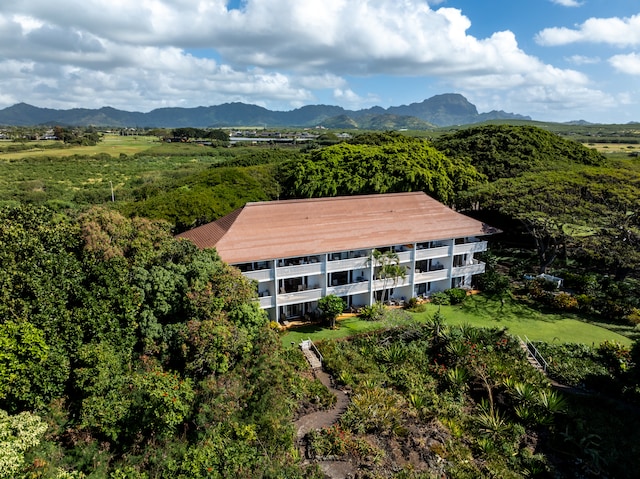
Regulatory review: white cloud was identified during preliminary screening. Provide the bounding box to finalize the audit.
[609,53,640,75]
[566,55,600,65]
[536,14,640,47]
[0,0,631,120]
[550,0,582,7]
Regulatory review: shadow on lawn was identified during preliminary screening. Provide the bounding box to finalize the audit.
[459,294,562,324]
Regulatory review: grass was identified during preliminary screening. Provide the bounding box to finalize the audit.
[0,141,225,207]
[0,134,160,160]
[281,295,635,348]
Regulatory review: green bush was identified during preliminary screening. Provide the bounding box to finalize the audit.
[359,302,385,321]
[445,288,468,305]
[551,292,578,310]
[430,291,450,306]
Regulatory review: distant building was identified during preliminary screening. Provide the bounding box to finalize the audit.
[177,192,498,322]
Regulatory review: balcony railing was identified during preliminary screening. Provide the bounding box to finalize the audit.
[277,288,323,305]
[259,296,275,308]
[277,262,323,278]
[327,281,370,297]
[326,256,369,273]
[243,269,274,282]
[371,276,409,292]
[415,246,450,260]
[453,240,488,255]
[452,260,485,276]
[414,269,450,283]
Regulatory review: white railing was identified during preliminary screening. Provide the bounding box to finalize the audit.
[371,276,409,292]
[395,251,413,263]
[327,281,370,296]
[259,296,275,308]
[414,269,449,283]
[521,336,548,372]
[326,256,369,272]
[277,289,323,305]
[453,240,488,255]
[243,269,274,282]
[277,262,323,278]
[415,246,450,260]
[452,261,485,276]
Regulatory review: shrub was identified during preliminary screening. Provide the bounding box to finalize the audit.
[359,302,385,321]
[476,270,510,295]
[445,288,468,305]
[551,292,578,310]
[404,297,427,312]
[430,292,450,306]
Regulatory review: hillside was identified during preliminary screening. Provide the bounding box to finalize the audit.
[432,124,605,180]
[0,94,529,128]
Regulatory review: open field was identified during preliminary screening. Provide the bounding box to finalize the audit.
[0,134,160,159]
[281,295,635,348]
[583,142,640,154]
[0,144,224,206]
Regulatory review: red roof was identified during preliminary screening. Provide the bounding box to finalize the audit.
[176,192,497,264]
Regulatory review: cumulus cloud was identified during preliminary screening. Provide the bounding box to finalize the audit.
[550,0,582,7]
[536,13,640,47]
[609,53,640,75]
[0,0,625,118]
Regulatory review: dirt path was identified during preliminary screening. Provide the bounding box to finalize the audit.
[294,365,358,478]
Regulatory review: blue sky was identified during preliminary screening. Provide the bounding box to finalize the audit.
[0,0,638,123]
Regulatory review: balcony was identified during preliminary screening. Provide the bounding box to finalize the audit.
[452,260,486,277]
[326,256,369,273]
[415,246,450,260]
[277,288,323,305]
[243,269,274,282]
[277,262,323,279]
[414,269,450,283]
[371,276,409,292]
[327,281,370,297]
[453,240,488,255]
[258,296,275,308]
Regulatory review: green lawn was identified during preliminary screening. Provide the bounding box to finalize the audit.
[281,295,634,348]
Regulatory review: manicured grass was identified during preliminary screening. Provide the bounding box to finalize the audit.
[281,295,634,348]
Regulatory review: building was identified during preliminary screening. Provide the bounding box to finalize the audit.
[176,192,498,322]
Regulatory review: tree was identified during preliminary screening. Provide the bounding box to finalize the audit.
[368,249,407,303]
[462,165,640,275]
[280,133,483,203]
[0,409,48,478]
[318,295,345,329]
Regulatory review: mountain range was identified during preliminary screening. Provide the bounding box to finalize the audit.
[0,93,530,129]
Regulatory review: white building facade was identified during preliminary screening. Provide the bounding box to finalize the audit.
[177,192,498,322]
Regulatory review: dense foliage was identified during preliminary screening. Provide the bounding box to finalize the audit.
[315,319,640,478]
[0,205,323,478]
[280,132,484,203]
[433,124,604,181]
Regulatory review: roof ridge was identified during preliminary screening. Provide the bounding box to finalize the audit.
[245,191,423,207]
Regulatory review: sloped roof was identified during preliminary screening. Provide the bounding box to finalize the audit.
[176,192,498,264]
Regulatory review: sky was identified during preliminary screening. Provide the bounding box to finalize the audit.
[0,0,638,123]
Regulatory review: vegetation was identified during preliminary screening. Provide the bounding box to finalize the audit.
[1,122,639,476]
[0,205,324,478]
[315,319,640,477]
[279,132,483,203]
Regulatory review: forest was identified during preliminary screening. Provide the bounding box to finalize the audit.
[1,123,639,478]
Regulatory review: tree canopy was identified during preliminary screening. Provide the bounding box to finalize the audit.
[0,205,321,477]
[433,124,604,181]
[280,132,484,203]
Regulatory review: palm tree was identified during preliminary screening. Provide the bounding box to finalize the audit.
[368,249,406,303]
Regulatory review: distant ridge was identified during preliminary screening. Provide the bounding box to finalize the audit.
[0,93,530,128]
